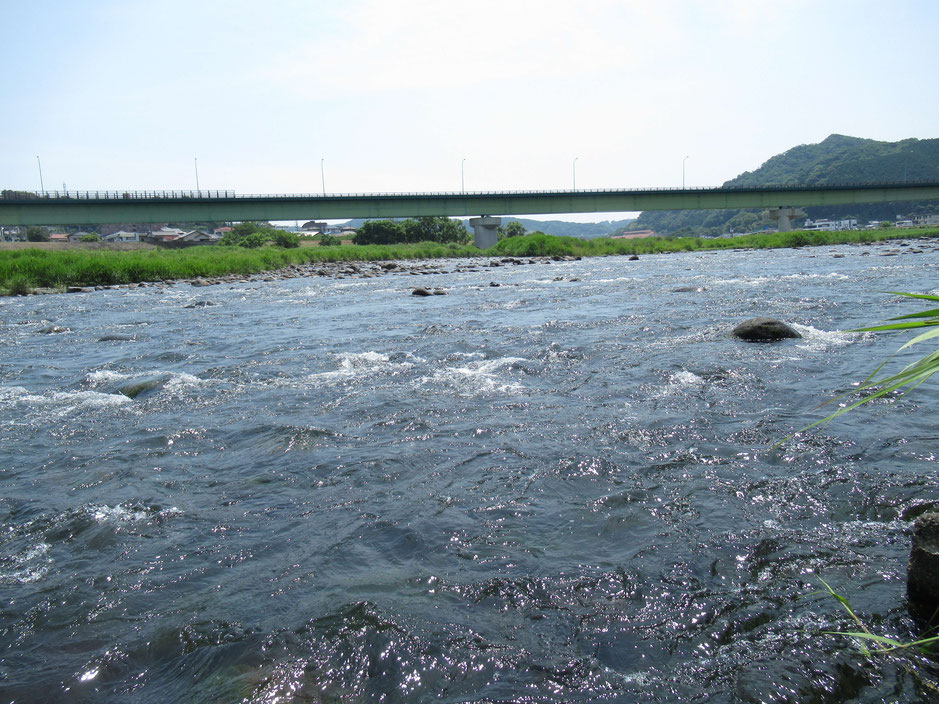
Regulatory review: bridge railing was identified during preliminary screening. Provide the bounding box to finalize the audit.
[2,181,937,202]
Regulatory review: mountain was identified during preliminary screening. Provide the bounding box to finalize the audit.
[629,134,939,236]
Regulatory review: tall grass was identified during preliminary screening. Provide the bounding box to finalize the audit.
[1,228,935,293]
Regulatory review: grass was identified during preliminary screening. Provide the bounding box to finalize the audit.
[0,227,935,294]
[785,292,939,440]
[815,577,939,656]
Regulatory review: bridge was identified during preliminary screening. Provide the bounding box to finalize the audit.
[2,182,938,247]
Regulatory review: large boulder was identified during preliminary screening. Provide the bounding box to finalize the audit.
[732,317,801,342]
[908,512,939,620]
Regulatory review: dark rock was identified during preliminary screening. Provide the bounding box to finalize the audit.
[66,286,94,293]
[381,262,399,270]
[908,512,939,620]
[184,300,218,308]
[489,282,501,287]
[628,255,640,261]
[411,287,433,297]
[97,334,135,342]
[39,326,69,334]
[191,279,211,286]
[672,286,706,293]
[732,317,802,342]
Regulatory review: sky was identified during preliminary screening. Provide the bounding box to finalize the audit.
[2,0,938,221]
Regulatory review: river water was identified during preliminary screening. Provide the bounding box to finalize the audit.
[1,241,938,703]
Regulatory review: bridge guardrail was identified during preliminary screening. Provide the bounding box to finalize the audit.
[2,181,938,202]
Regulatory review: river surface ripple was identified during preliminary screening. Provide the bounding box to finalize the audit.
[1,242,938,703]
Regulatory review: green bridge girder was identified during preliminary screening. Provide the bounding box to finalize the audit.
[2,183,938,226]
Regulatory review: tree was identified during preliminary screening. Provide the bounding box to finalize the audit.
[270,230,300,248]
[498,221,527,239]
[403,216,469,244]
[319,234,340,246]
[79,233,101,242]
[26,226,49,242]
[352,220,407,245]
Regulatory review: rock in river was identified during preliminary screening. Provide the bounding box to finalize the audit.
[412,287,433,296]
[909,513,939,620]
[732,317,801,342]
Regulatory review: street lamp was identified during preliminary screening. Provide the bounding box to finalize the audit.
[321,158,326,196]
[682,155,689,189]
[36,156,44,194]
[461,158,466,193]
[572,157,578,191]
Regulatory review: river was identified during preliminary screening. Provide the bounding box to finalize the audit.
[1,240,937,702]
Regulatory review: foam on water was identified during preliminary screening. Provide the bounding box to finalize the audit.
[0,542,52,584]
[0,385,131,417]
[308,351,420,382]
[420,356,527,396]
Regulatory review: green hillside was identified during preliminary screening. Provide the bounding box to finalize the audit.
[629,134,939,236]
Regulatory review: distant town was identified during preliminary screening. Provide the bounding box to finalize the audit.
[1,213,937,245]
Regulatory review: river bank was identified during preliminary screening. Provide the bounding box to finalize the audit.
[2,228,937,295]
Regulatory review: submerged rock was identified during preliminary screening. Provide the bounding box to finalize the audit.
[909,513,939,620]
[118,377,166,399]
[732,317,801,342]
[97,334,135,342]
[184,300,218,308]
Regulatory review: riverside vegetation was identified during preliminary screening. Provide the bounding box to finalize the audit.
[1,226,937,295]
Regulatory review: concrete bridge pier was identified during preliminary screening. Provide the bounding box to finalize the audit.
[768,207,806,232]
[470,216,501,248]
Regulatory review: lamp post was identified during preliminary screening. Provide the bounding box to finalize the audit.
[321,158,326,196]
[194,157,200,194]
[461,158,466,193]
[682,155,689,189]
[36,156,44,194]
[572,157,578,191]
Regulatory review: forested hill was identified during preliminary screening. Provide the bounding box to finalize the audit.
[630,134,939,236]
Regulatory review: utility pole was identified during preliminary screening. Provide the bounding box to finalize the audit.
[572,157,578,190]
[462,158,466,193]
[682,155,689,189]
[194,158,200,194]
[36,156,44,194]
[321,158,326,195]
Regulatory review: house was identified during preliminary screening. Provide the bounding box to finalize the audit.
[178,230,220,244]
[149,227,185,242]
[912,214,939,226]
[302,221,328,233]
[68,231,96,242]
[103,231,142,242]
[214,226,233,236]
[49,233,69,242]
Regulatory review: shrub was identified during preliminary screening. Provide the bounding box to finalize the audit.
[319,234,340,246]
[79,233,101,242]
[271,230,300,248]
[5,275,31,296]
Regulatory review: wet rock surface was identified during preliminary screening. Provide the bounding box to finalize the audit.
[732,317,802,342]
[908,512,939,620]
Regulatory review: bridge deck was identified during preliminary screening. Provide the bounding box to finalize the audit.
[2,183,938,226]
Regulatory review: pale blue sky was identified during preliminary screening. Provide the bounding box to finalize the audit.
[2,0,937,219]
